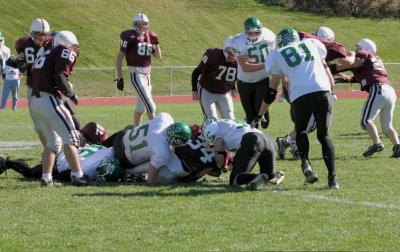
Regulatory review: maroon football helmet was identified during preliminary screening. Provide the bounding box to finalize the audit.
[80,122,109,144]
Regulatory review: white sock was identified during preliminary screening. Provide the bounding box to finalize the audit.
[42,173,52,182]
[71,170,84,179]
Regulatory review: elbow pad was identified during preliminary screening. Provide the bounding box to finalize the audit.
[263,87,278,104]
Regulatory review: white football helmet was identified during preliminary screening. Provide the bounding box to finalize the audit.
[30,18,51,35]
[53,31,79,49]
[132,13,149,33]
[315,26,335,40]
[356,39,377,54]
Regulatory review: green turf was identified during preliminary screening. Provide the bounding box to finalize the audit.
[1,100,400,251]
[1,0,400,98]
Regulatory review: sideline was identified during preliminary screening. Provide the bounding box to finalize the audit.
[4,90,399,108]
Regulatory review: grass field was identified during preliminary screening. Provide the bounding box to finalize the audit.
[1,99,400,251]
[1,0,400,98]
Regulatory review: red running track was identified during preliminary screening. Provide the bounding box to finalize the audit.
[6,90,400,107]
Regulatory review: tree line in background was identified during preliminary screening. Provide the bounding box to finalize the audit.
[264,0,400,18]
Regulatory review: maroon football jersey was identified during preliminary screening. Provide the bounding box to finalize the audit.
[15,35,53,87]
[194,48,237,94]
[299,32,346,62]
[174,137,220,174]
[352,50,390,91]
[31,45,78,96]
[119,29,159,67]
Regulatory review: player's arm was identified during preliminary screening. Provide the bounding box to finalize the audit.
[237,55,264,72]
[54,73,79,105]
[115,50,125,81]
[322,59,335,89]
[212,138,226,169]
[257,74,281,119]
[191,53,207,100]
[152,44,161,59]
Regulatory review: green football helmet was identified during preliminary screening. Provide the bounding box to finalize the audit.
[277,28,300,48]
[96,158,122,182]
[244,16,262,43]
[166,122,192,146]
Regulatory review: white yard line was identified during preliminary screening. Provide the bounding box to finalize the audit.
[0,141,40,150]
[279,190,400,210]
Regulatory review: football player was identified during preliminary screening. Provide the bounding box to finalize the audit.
[191,36,238,120]
[123,136,234,183]
[0,145,121,183]
[330,39,400,158]
[255,28,338,189]
[29,31,87,186]
[201,119,285,190]
[115,13,161,126]
[276,26,352,160]
[111,112,192,184]
[229,16,276,129]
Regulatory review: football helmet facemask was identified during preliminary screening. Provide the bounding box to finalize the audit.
[133,13,149,34]
[30,18,51,47]
[96,158,122,182]
[356,39,377,54]
[244,16,262,44]
[277,27,300,48]
[315,26,335,41]
[166,122,192,147]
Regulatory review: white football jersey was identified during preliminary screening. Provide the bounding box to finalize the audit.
[204,119,262,151]
[266,38,331,102]
[55,145,115,181]
[230,28,276,83]
[122,112,175,169]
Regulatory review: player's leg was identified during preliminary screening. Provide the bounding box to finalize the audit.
[199,87,218,120]
[229,133,264,189]
[360,85,384,157]
[313,91,337,188]
[215,92,235,120]
[254,78,270,129]
[292,93,318,183]
[41,96,86,185]
[0,157,42,178]
[379,85,400,157]
[257,133,284,185]
[27,88,47,147]
[237,80,257,124]
[130,71,156,124]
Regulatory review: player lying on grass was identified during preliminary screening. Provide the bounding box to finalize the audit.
[0,145,122,183]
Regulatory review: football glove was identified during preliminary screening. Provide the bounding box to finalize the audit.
[65,92,79,105]
[115,78,124,91]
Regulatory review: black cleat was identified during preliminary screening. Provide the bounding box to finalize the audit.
[244,173,269,191]
[71,175,90,186]
[363,143,384,157]
[326,175,339,189]
[260,118,270,129]
[276,136,290,160]
[302,160,318,184]
[391,144,400,158]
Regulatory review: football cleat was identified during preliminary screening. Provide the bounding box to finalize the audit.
[0,156,7,175]
[40,179,62,187]
[391,144,400,158]
[268,171,285,186]
[301,160,319,184]
[71,175,89,186]
[276,136,290,160]
[244,173,269,191]
[260,117,269,129]
[363,143,384,157]
[326,175,339,190]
